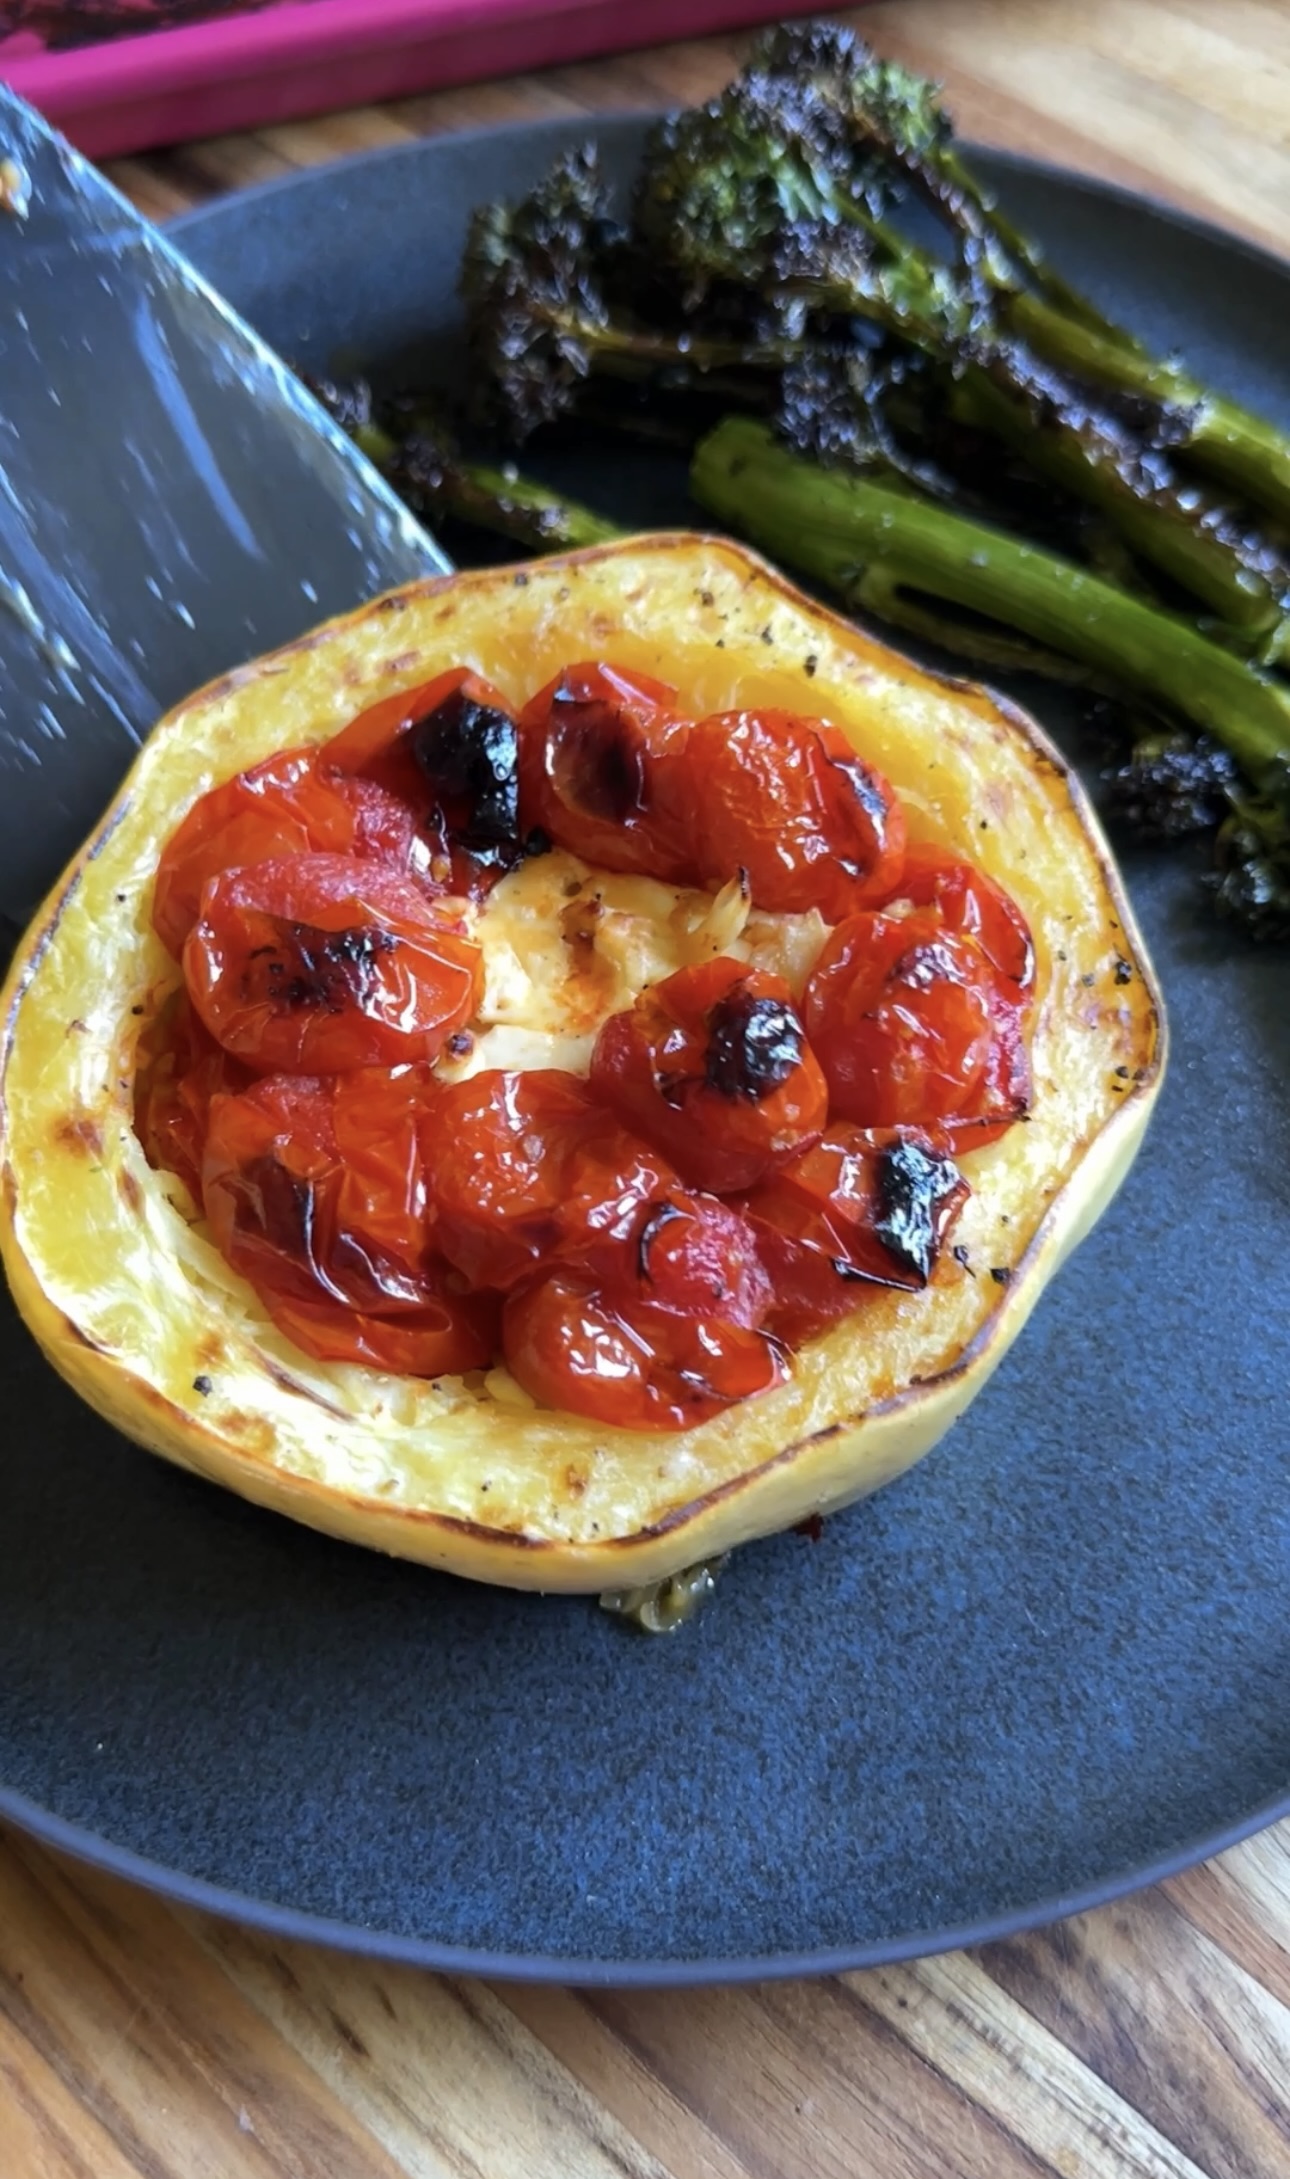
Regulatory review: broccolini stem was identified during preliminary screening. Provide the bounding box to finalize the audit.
[937,147,1142,347]
[1004,289,1290,526]
[436,458,621,551]
[386,432,621,554]
[690,416,1290,784]
[547,315,796,381]
[850,560,1100,684]
[775,255,1290,653]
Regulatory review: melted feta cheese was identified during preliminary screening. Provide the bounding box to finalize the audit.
[435,848,830,1085]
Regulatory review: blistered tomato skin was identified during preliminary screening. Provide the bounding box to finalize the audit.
[803,909,1031,1149]
[324,667,513,808]
[601,1189,772,1330]
[590,957,828,1195]
[183,853,482,1075]
[133,992,251,1204]
[743,1124,969,1342]
[324,667,522,891]
[687,709,907,919]
[424,1069,675,1293]
[898,845,1035,992]
[502,1269,787,1431]
[151,747,424,958]
[201,1069,493,1376]
[517,662,697,883]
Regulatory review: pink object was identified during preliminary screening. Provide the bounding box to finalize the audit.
[0,0,854,160]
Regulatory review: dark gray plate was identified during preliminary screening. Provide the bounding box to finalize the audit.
[1,117,1288,1984]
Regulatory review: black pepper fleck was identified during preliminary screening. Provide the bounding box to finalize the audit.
[803,654,818,678]
[990,1266,1012,1286]
[192,1375,213,1396]
[952,1243,975,1277]
[1081,972,1096,987]
[512,571,529,587]
[1113,956,1134,984]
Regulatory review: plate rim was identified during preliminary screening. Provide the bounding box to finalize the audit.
[5,1776,1287,1987]
[167,112,1290,282]
[5,120,1287,1985]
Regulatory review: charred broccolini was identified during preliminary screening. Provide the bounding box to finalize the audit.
[461,147,810,439]
[742,21,1290,529]
[633,50,1290,659]
[301,370,618,554]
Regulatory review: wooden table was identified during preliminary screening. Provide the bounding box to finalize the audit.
[4,4,1289,2174]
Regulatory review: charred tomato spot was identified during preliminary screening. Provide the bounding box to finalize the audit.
[551,704,645,825]
[705,987,804,1101]
[635,1198,686,1283]
[823,746,894,877]
[409,690,520,855]
[874,1140,968,1286]
[244,920,396,1015]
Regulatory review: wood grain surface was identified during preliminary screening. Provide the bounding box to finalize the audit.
[4,4,1290,2175]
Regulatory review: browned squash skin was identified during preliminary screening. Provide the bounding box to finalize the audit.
[0,536,1165,1591]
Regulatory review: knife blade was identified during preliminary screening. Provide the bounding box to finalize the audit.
[0,86,448,927]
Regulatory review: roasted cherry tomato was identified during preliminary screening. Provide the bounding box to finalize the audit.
[502,1269,787,1431]
[803,909,1031,1150]
[686,709,906,918]
[132,990,251,1203]
[424,1068,673,1293]
[743,1123,969,1343]
[152,747,424,959]
[600,1187,771,1330]
[897,844,1035,992]
[517,661,697,882]
[201,1070,493,1375]
[590,956,827,1194]
[325,667,522,888]
[256,1293,496,1377]
[183,853,481,1075]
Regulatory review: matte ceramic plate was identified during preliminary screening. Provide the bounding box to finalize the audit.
[2,117,1289,1984]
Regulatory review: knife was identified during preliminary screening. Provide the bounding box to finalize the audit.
[0,86,448,928]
